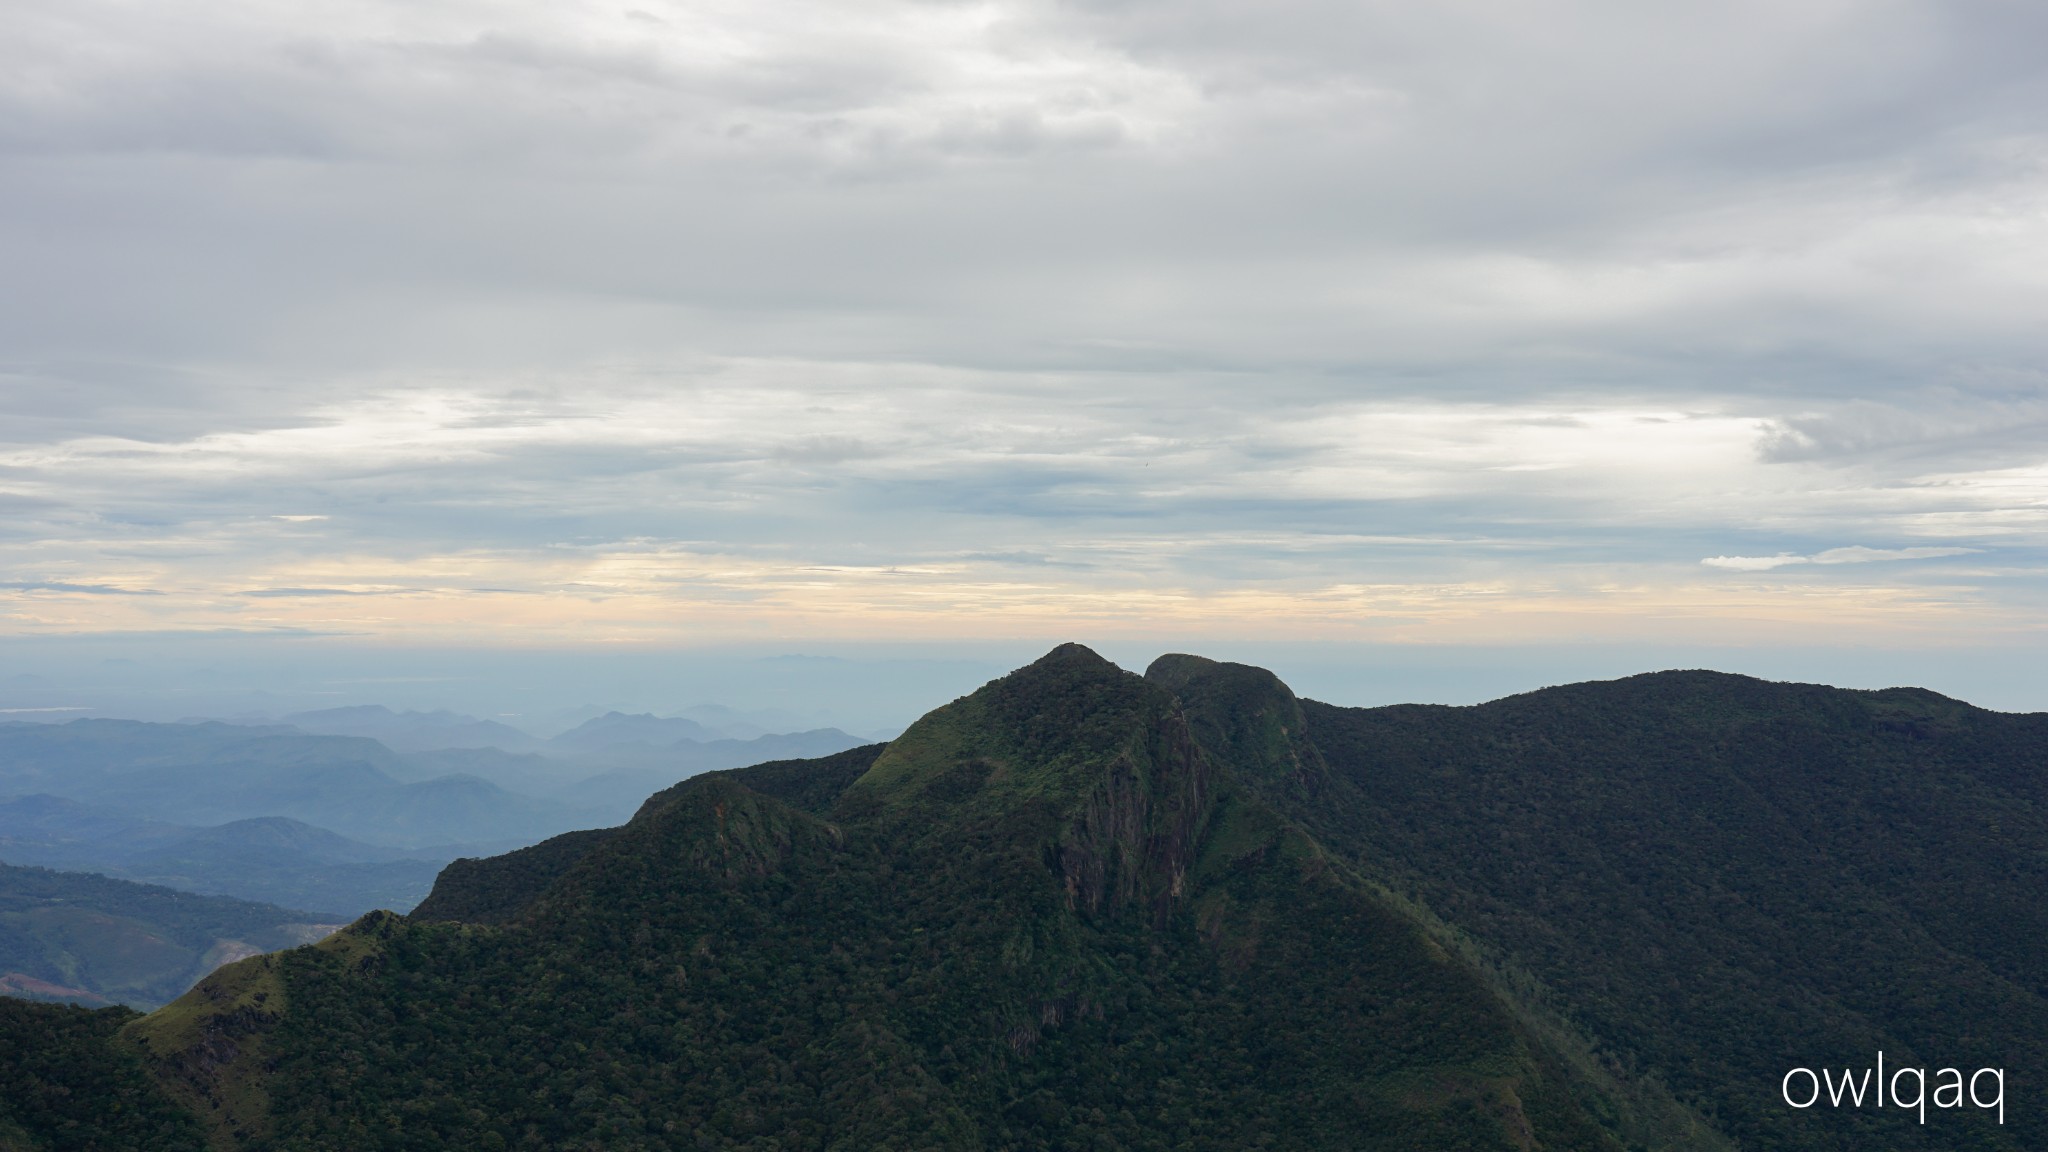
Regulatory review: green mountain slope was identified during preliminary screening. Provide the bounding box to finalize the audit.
[1152,655,2048,1152]
[129,646,1644,1151]
[0,862,341,1009]
[408,744,887,925]
[0,998,207,1151]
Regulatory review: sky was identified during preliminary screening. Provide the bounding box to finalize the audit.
[5,0,2048,723]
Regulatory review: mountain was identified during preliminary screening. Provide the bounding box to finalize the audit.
[0,862,340,1009]
[669,703,772,740]
[280,705,543,753]
[388,745,582,795]
[0,793,194,859]
[113,818,450,915]
[670,703,832,741]
[10,644,2047,1150]
[1147,654,2046,1152]
[545,710,725,751]
[408,745,887,926]
[118,646,1641,1151]
[1,796,467,915]
[0,719,601,849]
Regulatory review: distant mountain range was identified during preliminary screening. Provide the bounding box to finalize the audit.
[540,709,727,750]
[277,702,875,753]
[0,795,451,915]
[0,711,869,914]
[0,713,865,825]
[279,705,545,753]
[0,719,588,848]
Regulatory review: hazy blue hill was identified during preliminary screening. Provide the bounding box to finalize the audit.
[1153,655,2048,1152]
[670,702,779,739]
[545,710,724,751]
[119,819,447,915]
[0,862,338,1009]
[134,646,1636,1151]
[0,719,599,849]
[281,705,543,753]
[136,816,415,866]
[391,745,578,794]
[0,800,451,916]
[0,793,194,859]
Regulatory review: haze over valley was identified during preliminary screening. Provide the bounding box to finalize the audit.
[0,699,870,918]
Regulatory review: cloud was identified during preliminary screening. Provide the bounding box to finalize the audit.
[1703,547,1979,571]
[239,587,407,598]
[1699,555,1807,572]
[2,0,2045,387]
[2,1,2048,645]
[0,581,160,595]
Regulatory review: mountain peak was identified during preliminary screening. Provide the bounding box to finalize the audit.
[1031,640,1116,668]
[1143,653,1337,803]
[1140,651,1218,690]
[838,645,1216,923]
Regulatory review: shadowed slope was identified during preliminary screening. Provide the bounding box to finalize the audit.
[409,743,887,925]
[140,645,1631,1151]
[0,999,207,1151]
[1156,658,2048,1152]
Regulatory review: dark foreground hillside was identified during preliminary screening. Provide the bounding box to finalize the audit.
[116,646,1641,1151]
[1152,655,2048,1152]
[0,998,206,1150]
[5,645,2043,1151]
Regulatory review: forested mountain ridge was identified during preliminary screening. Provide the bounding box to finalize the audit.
[115,645,1649,1151]
[7,645,2045,1150]
[1151,655,2048,1152]
[408,744,888,926]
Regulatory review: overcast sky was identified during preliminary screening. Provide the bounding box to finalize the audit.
[5,0,2048,712]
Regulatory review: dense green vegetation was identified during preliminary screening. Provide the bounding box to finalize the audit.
[0,997,207,1150]
[136,646,1633,1151]
[1152,655,2048,1152]
[409,746,889,925]
[19,645,2048,1150]
[0,862,335,1009]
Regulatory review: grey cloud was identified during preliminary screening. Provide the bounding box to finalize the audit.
[239,587,407,598]
[3,0,2048,641]
[1702,547,1980,571]
[0,582,160,595]
[3,0,2040,388]
[1757,394,2048,469]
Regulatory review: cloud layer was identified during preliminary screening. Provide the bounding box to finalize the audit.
[3,0,2046,646]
